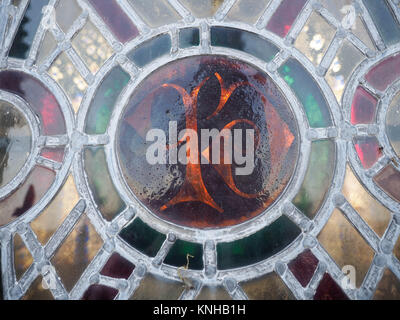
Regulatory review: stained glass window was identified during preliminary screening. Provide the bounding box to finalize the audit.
[1,0,400,301]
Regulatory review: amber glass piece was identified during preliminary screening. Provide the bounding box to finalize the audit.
[293,140,336,219]
[88,0,139,43]
[13,234,33,280]
[288,249,319,287]
[51,215,103,292]
[266,0,307,38]
[40,147,65,163]
[49,52,87,113]
[386,92,400,158]
[318,209,374,288]
[82,285,118,300]
[100,253,135,279]
[178,0,223,18]
[394,236,400,261]
[294,12,336,66]
[314,273,348,300]
[0,166,55,227]
[9,0,49,59]
[119,218,166,257]
[84,147,126,221]
[189,0,223,17]
[128,0,181,28]
[31,175,79,245]
[0,71,66,135]
[130,274,184,300]
[211,27,279,63]
[326,40,365,103]
[55,0,82,34]
[72,21,113,74]
[354,136,382,169]
[0,101,31,188]
[36,32,57,66]
[196,286,232,300]
[374,165,400,202]
[241,273,295,300]
[227,0,270,24]
[365,54,400,92]
[343,165,391,238]
[374,268,400,300]
[320,0,375,50]
[0,247,2,300]
[22,276,54,300]
[351,86,377,124]
[118,55,298,229]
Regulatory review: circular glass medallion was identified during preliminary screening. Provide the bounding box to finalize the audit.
[0,100,32,189]
[117,55,299,229]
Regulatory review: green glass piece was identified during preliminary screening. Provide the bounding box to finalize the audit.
[179,28,200,48]
[128,34,171,68]
[119,218,166,257]
[279,59,333,128]
[293,140,336,219]
[9,0,49,59]
[84,147,126,221]
[216,216,301,270]
[163,240,203,270]
[211,27,279,63]
[85,66,130,134]
[362,0,400,47]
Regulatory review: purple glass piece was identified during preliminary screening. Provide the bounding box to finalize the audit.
[88,0,139,43]
[266,0,307,38]
[351,86,377,124]
[374,165,400,202]
[365,53,400,92]
[354,136,382,169]
[314,273,349,300]
[100,253,135,279]
[82,284,118,300]
[288,249,319,287]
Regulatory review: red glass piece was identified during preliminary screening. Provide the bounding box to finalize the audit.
[314,273,348,300]
[82,285,118,300]
[0,71,66,135]
[100,253,135,279]
[40,147,65,163]
[266,0,307,38]
[351,87,377,124]
[365,53,400,92]
[354,137,382,169]
[288,249,319,287]
[88,0,139,43]
[374,164,400,202]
